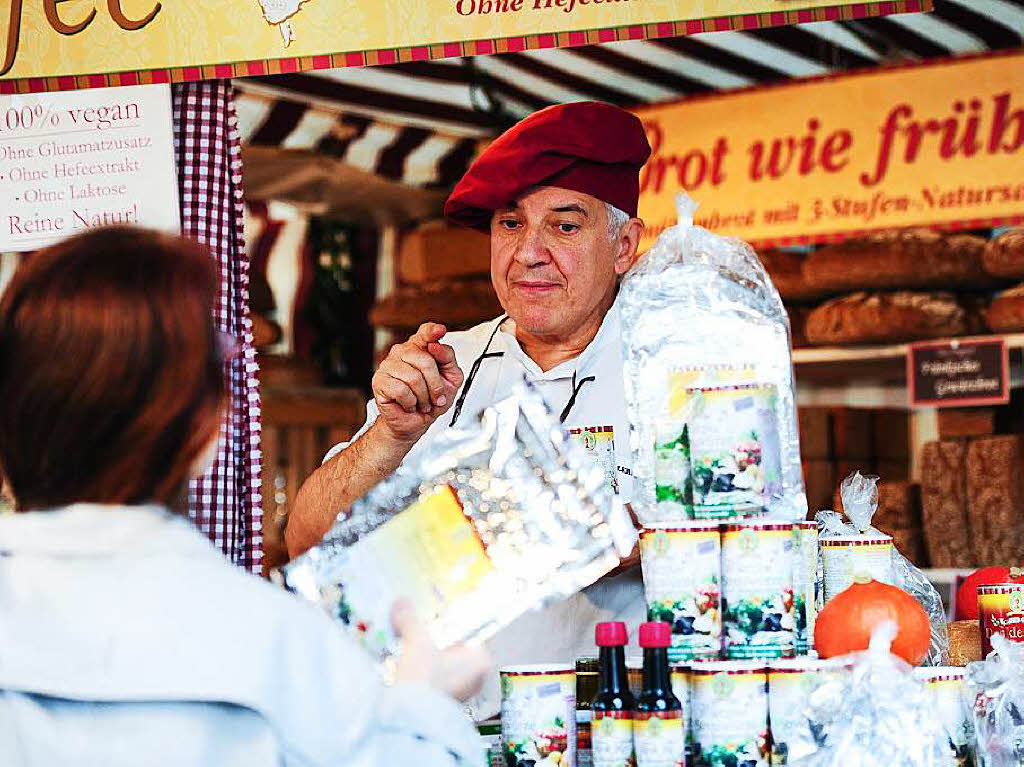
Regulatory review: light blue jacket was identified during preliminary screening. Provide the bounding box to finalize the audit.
[0,505,481,766]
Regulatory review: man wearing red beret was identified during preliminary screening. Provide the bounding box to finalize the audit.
[288,102,652,710]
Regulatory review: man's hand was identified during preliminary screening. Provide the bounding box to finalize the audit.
[372,323,465,444]
[286,323,464,559]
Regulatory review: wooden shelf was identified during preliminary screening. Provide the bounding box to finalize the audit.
[793,333,1024,386]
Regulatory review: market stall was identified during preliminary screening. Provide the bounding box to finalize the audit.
[5,1,1024,765]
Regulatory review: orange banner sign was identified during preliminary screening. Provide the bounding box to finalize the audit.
[635,51,1024,249]
[1,0,928,93]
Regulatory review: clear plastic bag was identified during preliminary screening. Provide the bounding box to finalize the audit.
[817,471,950,665]
[280,383,637,662]
[788,623,949,766]
[621,193,806,527]
[969,635,1024,767]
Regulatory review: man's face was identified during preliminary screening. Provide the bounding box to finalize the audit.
[489,186,638,339]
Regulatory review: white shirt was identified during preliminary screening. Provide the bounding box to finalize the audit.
[0,505,481,767]
[325,297,647,718]
[327,297,634,502]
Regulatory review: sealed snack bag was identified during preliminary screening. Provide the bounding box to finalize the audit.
[621,194,805,528]
[787,622,949,767]
[817,472,949,666]
[968,634,1024,767]
[281,385,636,663]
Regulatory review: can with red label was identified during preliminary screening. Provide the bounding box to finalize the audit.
[978,583,1024,657]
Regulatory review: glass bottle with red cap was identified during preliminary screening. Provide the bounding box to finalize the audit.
[634,621,685,767]
[591,621,635,767]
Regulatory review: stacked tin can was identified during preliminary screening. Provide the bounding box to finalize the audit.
[912,666,973,767]
[500,665,577,767]
[635,656,849,767]
[639,520,818,662]
[978,582,1024,657]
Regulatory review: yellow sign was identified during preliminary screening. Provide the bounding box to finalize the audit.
[1,0,926,91]
[635,51,1024,249]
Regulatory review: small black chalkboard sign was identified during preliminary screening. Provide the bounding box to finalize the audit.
[908,338,1009,408]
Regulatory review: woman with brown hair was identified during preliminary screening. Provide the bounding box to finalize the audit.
[0,227,488,766]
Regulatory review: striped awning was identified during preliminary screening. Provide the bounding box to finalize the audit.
[234,0,1023,190]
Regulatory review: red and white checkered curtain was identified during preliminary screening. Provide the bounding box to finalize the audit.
[173,81,262,571]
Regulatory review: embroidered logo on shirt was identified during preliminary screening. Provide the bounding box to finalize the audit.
[569,426,618,494]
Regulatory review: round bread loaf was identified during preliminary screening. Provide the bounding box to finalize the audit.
[757,249,823,303]
[982,228,1024,279]
[805,291,975,345]
[804,229,991,293]
[985,283,1024,333]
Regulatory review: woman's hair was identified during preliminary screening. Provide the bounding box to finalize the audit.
[0,227,224,510]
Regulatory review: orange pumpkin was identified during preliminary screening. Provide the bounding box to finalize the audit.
[815,577,931,666]
[955,567,1024,621]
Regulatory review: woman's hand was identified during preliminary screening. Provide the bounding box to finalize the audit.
[391,600,491,703]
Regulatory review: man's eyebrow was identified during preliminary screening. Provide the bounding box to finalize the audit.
[551,204,588,216]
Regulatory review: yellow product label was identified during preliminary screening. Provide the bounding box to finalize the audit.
[378,485,494,603]
[667,367,760,417]
[642,529,719,557]
[634,713,685,767]
[723,527,793,548]
[980,590,1024,614]
[592,712,635,767]
[504,672,575,695]
[340,485,493,655]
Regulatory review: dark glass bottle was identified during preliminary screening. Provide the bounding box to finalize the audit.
[577,656,600,767]
[635,622,684,767]
[591,622,635,767]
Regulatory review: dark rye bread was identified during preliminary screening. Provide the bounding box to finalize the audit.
[920,440,974,568]
[833,480,920,532]
[758,249,825,303]
[805,291,978,345]
[966,436,1024,565]
[986,284,1024,333]
[804,229,992,293]
[833,480,925,565]
[982,228,1024,279]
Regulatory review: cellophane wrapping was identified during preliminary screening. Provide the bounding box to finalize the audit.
[621,194,806,527]
[789,624,949,766]
[817,472,950,665]
[280,384,637,662]
[969,635,1024,767]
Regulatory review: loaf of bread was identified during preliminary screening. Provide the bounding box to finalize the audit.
[966,436,1024,565]
[986,284,1024,333]
[947,620,983,666]
[758,249,824,303]
[920,441,975,568]
[369,279,502,332]
[805,292,977,345]
[804,229,991,293]
[982,228,1024,279]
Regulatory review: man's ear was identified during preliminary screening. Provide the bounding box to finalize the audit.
[613,218,645,276]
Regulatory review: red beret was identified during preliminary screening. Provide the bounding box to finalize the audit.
[444,101,651,231]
